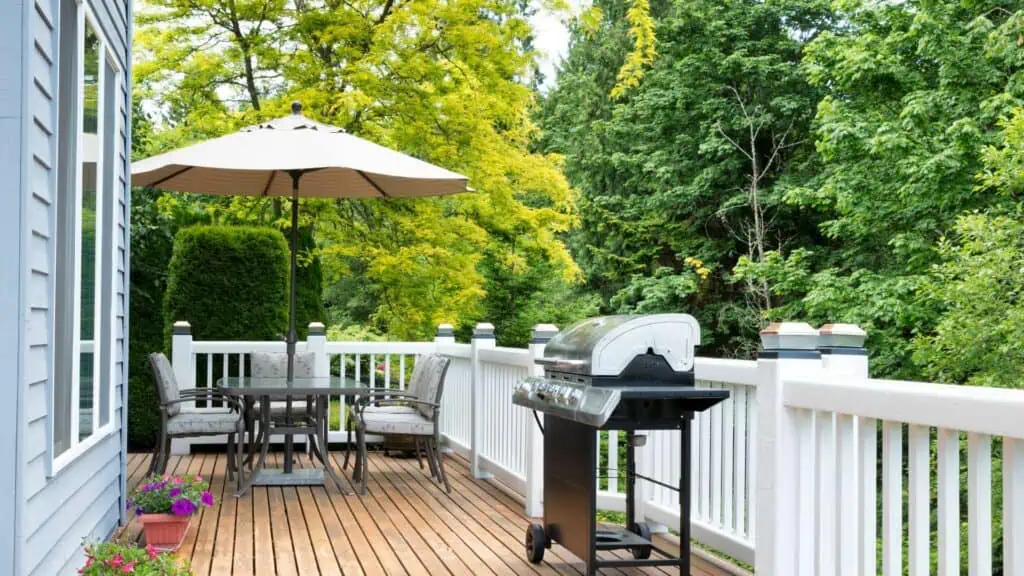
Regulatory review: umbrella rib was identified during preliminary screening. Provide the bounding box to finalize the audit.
[355,170,390,198]
[261,170,277,196]
[148,166,194,188]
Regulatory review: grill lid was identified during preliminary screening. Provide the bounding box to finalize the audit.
[538,314,700,376]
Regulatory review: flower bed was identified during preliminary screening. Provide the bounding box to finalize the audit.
[79,541,192,575]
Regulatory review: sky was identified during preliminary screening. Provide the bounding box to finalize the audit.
[528,3,574,88]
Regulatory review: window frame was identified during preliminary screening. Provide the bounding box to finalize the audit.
[50,1,122,475]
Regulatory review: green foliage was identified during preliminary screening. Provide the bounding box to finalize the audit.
[288,226,325,339]
[135,0,579,341]
[80,540,192,576]
[164,226,289,346]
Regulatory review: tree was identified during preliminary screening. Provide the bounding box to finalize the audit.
[135,0,579,340]
[539,0,831,356]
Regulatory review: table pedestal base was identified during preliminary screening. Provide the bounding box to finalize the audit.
[249,468,324,486]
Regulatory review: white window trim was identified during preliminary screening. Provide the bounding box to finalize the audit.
[50,3,122,476]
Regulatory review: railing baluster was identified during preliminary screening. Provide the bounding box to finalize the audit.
[817,412,836,575]
[747,389,757,539]
[710,382,722,526]
[882,421,903,576]
[908,425,930,576]
[859,418,878,576]
[700,407,711,519]
[691,412,699,518]
[399,354,406,390]
[1005,437,1024,576]
[968,432,992,576]
[734,386,747,536]
[608,430,618,493]
[355,354,361,387]
[723,384,735,532]
[384,353,391,390]
[837,413,857,576]
[937,427,960,576]
[797,409,816,576]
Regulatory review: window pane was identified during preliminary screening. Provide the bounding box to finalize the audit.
[98,56,116,428]
[79,21,100,441]
[53,0,78,459]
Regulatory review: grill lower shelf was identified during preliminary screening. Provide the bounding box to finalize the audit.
[593,527,651,550]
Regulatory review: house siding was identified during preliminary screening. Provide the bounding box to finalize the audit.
[9,0,132,573]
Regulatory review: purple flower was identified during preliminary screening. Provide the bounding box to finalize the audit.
[171,498,196,516]
[169,487,182,498]
[135,507,144,516]
[125,499,132,509]
[140,483,154,493]
[201,491,214,507]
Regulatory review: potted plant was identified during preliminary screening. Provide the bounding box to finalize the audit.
[128,474,214,551]
[79,539,193,575]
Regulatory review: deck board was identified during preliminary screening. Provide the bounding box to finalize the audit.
[127,451,734,576]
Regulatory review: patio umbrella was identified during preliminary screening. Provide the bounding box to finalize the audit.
[133,102,469,380]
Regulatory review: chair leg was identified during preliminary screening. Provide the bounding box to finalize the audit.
[227,433,236,482]
[424,438,440,481]
[159,436,172,475]
[414,438,425,470]
[343,418,352,471]
[434,437,451,494]
[149,428,165,476]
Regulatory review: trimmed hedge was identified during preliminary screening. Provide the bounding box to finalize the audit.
[164,226,290,346]
[289,226,325,340]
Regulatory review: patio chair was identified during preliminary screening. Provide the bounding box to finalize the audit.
[352,353,452,493]
[148,353,245,485]
[247,352,317,462]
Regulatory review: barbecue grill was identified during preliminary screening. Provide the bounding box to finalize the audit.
[512,314,729,575]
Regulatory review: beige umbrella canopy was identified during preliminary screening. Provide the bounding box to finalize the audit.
[132,102,470,379]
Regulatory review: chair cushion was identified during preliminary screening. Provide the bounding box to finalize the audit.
[167,410,242,435]
[360,411,433,436]
[250,351,317,379]
[150,353,181,417]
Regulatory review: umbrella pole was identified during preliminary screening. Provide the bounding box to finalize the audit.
[287,172,300,382]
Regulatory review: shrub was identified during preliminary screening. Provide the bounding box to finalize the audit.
[163,226,289,347]
[80,540,192,575]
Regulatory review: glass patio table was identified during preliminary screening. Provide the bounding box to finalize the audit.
[219,376,367,496]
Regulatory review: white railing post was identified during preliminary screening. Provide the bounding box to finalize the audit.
[170,321,194,455]
[525,323,557,517]
[435,323,455,452]
[307,322,328,378]
[755,321,821,576]
[471,322,496,479]
[817,324,869,576]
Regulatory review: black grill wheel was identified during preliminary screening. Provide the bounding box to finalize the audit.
[526,523,546,564]
[629,522,652,559]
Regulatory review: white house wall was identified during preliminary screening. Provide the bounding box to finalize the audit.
[4,0,131,573]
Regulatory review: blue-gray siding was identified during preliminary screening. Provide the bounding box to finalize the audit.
[9,0,131,573]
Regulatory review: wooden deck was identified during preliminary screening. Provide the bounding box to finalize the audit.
[125,451,734,576]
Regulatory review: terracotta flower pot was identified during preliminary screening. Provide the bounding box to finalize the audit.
[138,513,191,551]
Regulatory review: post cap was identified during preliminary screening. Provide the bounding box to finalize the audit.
[760,321,818,351]
[436,323,455,338]
[473,322,495,339]
[307,322,326,336]
[172,321,192,335]
[291,101,303,115]
[531,324,559,344]
[818,323,867,349]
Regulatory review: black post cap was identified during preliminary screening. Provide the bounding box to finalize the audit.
[291,101,303,115]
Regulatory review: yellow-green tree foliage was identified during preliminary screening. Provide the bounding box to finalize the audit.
[135,0,578,339]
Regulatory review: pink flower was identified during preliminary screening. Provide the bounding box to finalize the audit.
[145,544,159,559]
[108,554,123,568]
[172,477,184,484]
[162,474,170,480]
[195,475,202,482]
[122,561,135,573]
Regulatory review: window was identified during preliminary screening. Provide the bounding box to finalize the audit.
[53,1,120,466]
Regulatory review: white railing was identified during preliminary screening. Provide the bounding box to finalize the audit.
[166,318,1024,575]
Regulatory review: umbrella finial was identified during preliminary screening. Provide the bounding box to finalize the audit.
[291,101,303,115]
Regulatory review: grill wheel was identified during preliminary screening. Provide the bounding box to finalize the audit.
[525,523,547,564]
[629,522,652,559]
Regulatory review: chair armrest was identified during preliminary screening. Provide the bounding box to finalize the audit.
[164,395,244,414]
[354,397,440,416]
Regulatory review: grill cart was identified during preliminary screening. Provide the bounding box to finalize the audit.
[512,314,729,575]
